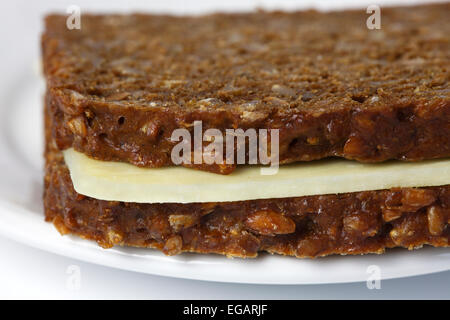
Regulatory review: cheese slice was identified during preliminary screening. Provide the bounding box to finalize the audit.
[64,148,450,204]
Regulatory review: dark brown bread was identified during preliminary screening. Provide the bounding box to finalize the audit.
[42,4,450,174]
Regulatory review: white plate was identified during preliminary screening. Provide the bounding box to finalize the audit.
[0,67,448,285]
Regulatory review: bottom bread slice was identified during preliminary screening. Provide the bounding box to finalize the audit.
[44,147,450,258]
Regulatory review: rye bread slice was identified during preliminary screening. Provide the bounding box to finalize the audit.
[42,4,450,174]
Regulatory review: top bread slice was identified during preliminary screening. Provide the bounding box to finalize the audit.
[42,4,450,174]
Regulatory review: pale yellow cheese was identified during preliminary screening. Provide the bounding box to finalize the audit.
[63,148,450,204]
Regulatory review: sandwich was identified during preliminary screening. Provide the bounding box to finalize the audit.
[42,4,449,258]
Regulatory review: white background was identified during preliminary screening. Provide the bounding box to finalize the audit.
[0,0,449,299]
